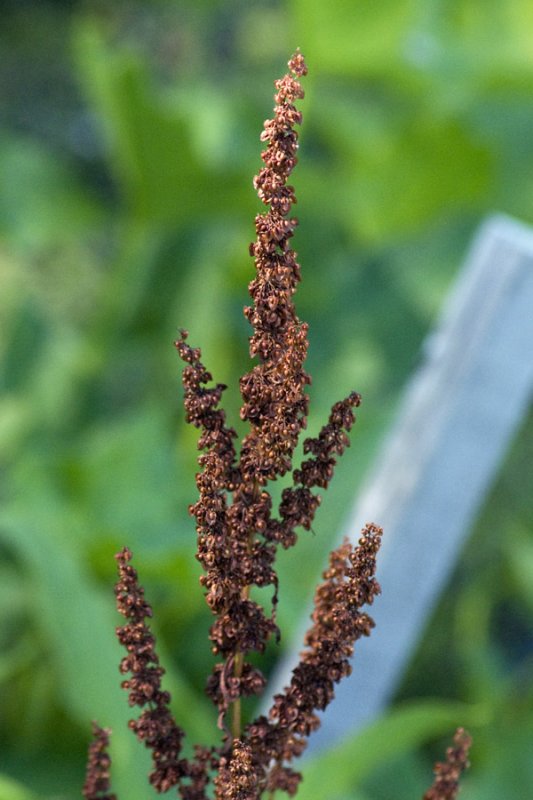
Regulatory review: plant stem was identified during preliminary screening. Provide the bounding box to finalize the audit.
[230,480,259,741]
[231,651,244,740]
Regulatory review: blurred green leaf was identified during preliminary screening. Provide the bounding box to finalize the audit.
[292,0,419,78]
[505,527,533,614]
[0,506,153,799]
[0,774,37,800]
[73,20,242,226]
[298,700,487,800]
[292,0,533,83]
[436,0,533,79]
[0,635,35,685]
[344,115,491,243]
[75,407,183,548]
[0,492,213,799]
[0,136,100,253]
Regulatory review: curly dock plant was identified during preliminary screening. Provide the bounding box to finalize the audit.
[83,52,471,800]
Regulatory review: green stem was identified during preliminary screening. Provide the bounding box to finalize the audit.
[229,480,260,741]
[231,650,244,740]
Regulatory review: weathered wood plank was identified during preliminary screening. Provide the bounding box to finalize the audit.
[268,214,533,751]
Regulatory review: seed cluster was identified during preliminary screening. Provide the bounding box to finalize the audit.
[82,723,116,800]
[174,52,365,736]
[242,49,310,486]
[115,548,187,792]
[83,52,471,800]
[423,728,472,800]
[214,741,258,800]
[244,524,383,795]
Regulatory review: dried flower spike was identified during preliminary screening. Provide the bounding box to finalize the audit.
[244,523,383,796]
[115,547,186,792]
[82,722,116,800]
[175,50,317,739]
[214,740,259,800]
[423,727,472,800]
[82,50,472,800]
[175,49,366,751]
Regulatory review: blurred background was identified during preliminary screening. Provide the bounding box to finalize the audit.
[1,1,532,798]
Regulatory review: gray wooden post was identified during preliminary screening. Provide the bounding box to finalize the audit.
[267,214,533,751]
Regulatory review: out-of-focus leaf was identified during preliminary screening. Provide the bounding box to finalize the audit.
[310,103,491,244]
[292,0,533,84]
[435,0,533,80]
[0,493,213,800]
[0,507,153,800]
[76,407,188,550]
[505,528,533,614]
[454,574,505,703]
[0,635,35,685]
[0,395,33,461]
[462,717,533,800]
[0,775,37,800]
[291,0,419,78]
[73,21,241,225]
[0,136,99,252]
[355,117,490,242]
[298,700,487,800]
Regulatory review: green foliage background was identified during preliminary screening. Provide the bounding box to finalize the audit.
[1,1,532,798]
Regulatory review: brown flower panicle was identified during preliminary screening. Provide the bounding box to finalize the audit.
[82,722,116,800]
[115,547,187,793]
[272,391,362,548]
[214,740,260,800]
[176,50,365,740]
[244,523,383,795]
[113,548,222,798]
[83,51,472,800]
[241,48,310,486]
[423,728,472,800]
